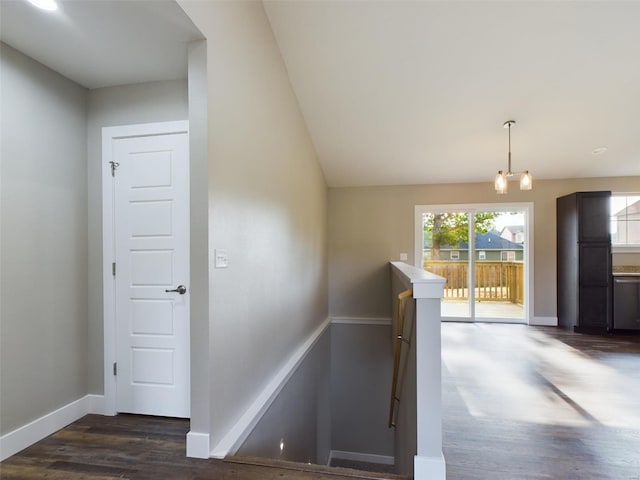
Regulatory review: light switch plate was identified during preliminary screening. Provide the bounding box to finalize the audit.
[215,249,229,268]
[400,253,408,261]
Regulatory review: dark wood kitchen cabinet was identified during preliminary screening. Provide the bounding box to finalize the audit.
[557,191,612,332]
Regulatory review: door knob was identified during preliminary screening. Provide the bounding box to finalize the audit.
[165,285,187,295]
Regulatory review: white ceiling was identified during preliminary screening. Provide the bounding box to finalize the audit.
[264,1,640,187]
[0,0,202,89]
[1,1,639,188]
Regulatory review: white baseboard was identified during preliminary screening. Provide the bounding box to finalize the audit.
[329,449,395,466]
[209,317,331,459]
[414,453,446,480]
[331,317,392,326]
[187,431,210,459]
[531,316,558,326]
[0,394,105,461]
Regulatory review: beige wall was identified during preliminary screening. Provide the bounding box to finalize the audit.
[329,176,640,321]
[178,1,328,450]
[0,44,88,434]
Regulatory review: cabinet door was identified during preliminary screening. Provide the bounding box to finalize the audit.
[579,286,610,329]
[578,192,611,242]
[613,279,640,330]
[579,244,611,286]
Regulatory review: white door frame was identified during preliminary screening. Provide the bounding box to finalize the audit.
[414,202,534,324]
[102,120,190,415]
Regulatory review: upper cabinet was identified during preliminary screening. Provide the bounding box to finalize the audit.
[577,191,611,242]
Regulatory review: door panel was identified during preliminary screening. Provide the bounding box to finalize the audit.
[130,201,173,236]
[579,286,610,329]
[580,244,611,286]
[474,211,525,321]
[578,192,611,242]
[113,130,189,418]
[422,212,471,319]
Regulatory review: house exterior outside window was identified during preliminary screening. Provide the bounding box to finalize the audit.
[611,194,640,247]
[501,250,516,262]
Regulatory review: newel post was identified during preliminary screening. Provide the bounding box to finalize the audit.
[391,262,446,480]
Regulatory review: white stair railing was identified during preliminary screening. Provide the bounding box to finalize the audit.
[390,262,446,480]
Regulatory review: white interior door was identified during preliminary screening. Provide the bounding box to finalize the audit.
[110,124,190,418]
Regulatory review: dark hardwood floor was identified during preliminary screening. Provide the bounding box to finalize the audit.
[0,414,404,480]
[1,324,639,479]
[442,323,640,480]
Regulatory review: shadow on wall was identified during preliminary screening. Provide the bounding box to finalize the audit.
[237,329,331,464]
[237,322,394,468]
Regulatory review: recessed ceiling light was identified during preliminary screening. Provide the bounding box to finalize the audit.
[592,146,608,155]
[27,0,58,11]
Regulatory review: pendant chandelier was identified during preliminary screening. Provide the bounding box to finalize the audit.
[494,120,532,194]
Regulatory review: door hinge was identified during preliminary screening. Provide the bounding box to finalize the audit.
[113,362,117,376]
[109,161,120,177]
[112,262,116,276]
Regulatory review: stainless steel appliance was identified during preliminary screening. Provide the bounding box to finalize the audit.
[613,274,640,330]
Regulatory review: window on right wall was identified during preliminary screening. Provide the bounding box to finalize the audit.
[610,194,640,247]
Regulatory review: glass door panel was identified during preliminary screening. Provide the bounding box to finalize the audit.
[473,211,525,321]
[422,212,471,319]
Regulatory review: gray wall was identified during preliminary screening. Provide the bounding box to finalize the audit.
[178,1,329,450]
[238,322,393,465]
[238,328,331,465]
[0,43,88,434]
[86,79,189,393]
[330,323,394,458]
[329,177,640,321]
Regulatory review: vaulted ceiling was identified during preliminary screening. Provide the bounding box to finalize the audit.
[264,1,640,187]
[2,1,639,188]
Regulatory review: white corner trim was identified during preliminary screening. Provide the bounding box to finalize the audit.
[209,317,331,459]
[329,450,395,466]
[414,453,446,480]
[0,394,105,461]
[86,394,108,416]
[530,316,558,326]
[187,431,210,459]
[331,317,392,326]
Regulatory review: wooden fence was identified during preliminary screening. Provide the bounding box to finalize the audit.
[424,261,524,304]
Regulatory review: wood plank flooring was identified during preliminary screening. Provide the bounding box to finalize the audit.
[1,324,639,479]
[0,414,404,480]
[442,324,640,480]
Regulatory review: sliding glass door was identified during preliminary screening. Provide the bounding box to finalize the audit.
[416,204,531,324]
